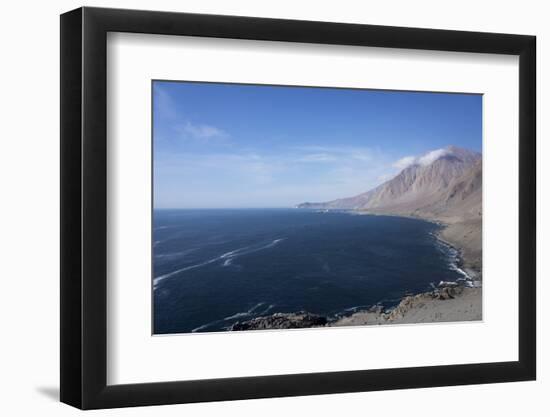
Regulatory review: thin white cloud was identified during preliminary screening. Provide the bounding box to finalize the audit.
[292,146,375,164]
[418,148,450,166]
[296,153,338,163]
[176,121,228,141]
[154,146,395,207]
[392,156,416,170]
[392,148,451,170]
[153,86,179,120]
[377,173,394,182]
[153,87,229,144]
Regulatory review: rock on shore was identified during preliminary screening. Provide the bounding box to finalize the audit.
[331,287,482,327]
[230,285,482,331]
[231,312,327,331]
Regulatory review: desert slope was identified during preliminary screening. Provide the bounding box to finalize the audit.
[298,146,480,213]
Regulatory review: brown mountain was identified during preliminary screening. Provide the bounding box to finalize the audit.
[298,146,480,215]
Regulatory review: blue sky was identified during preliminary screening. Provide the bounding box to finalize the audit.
[153,81,482,208]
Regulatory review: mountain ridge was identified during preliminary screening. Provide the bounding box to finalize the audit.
[297,146,480,214]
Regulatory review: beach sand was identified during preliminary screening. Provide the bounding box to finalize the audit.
[439,218,482,273]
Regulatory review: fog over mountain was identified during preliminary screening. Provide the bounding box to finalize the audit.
[298,145,482,270]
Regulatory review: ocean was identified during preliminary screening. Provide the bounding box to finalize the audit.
[153,208,465,334]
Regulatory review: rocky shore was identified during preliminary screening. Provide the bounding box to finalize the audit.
[330,285,481,327]
[437,218,482,273]
[231,283,482,331]
[231,312,327,331]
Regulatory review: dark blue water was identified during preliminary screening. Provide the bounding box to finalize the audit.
[153,209,463,334]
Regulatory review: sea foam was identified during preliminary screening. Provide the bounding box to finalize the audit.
[153,238,286,288]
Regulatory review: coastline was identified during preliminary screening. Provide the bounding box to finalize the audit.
[231,211,482,331]
[355,209,482,278]
[437,218,482,275]
[329,213,482,327]
[330,287,482,327]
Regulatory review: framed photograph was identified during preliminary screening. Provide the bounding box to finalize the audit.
[60,7,536,409]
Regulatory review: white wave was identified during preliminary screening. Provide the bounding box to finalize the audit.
[219,239,285,267]
[449,262,471,279]
[220,239,284,260]
[155,248,198,259]
[258,304,275,315]
[344,305,370,312]
[219,246,250,259]
[438,280,459,288]
[153,257,219,287]
[249,302,266,312]
[223,302,266,321]
[223,311,249,321]
[153,238,286,288]
[431,235,472,282]
[191,319,224,333]
[191,301,275,333]
[192,303,270,332]
[191,324,210,333]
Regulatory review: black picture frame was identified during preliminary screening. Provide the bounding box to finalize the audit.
[60,6,536,410]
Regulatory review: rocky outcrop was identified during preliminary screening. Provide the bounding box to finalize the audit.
[231,312,327,331]
[331,285,481,327]
[230,283,481,331]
